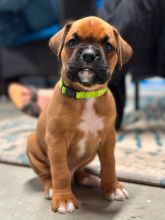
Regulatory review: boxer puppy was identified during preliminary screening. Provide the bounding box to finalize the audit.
[27,16,132,214]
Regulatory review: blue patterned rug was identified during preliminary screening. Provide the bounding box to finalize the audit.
[0,91,165,187]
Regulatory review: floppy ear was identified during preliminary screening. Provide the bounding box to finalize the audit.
[113,29,133,69]
[49,21,73,58]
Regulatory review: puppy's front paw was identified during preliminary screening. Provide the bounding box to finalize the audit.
[106,187,129,201]
[51,193,78,214]
[102,182,129,201]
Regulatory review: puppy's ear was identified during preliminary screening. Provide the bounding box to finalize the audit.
[49,21,73,58]
[113,29,133,69]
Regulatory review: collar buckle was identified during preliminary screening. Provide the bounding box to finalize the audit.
[65,86,76,98]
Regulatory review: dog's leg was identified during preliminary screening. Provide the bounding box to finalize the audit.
[46,133,78,214]
[98,129,129,201]
[74,169,100,187]
[27,132,52,199]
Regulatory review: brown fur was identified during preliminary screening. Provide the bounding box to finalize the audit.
[27,16,132,213]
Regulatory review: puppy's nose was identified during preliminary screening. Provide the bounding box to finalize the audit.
[82,48,98,63]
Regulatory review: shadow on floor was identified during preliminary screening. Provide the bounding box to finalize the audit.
[24,177,126,216]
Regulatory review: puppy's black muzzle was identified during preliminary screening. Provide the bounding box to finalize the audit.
[67,45,110,86]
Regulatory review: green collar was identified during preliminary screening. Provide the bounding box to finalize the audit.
[59,78,108,99]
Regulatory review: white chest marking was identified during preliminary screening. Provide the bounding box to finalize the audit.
[77,98,104,157]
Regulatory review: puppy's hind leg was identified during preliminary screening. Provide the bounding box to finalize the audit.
[27,132,53,199]
[74,169,100,188]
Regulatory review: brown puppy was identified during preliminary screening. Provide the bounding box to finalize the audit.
[27,16,132,214]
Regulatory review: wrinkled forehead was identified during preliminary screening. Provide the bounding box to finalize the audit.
[66,18,117,46]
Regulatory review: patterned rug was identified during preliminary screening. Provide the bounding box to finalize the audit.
[0,85,165,187]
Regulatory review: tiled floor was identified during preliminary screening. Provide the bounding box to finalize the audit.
[0,97,165,220]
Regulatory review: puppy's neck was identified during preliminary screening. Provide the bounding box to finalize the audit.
[59,78,108,99]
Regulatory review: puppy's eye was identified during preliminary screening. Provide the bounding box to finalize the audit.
[104,42,113,51]
[67,39,77,48]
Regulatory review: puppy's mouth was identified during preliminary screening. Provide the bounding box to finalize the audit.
[78,68,95,85]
